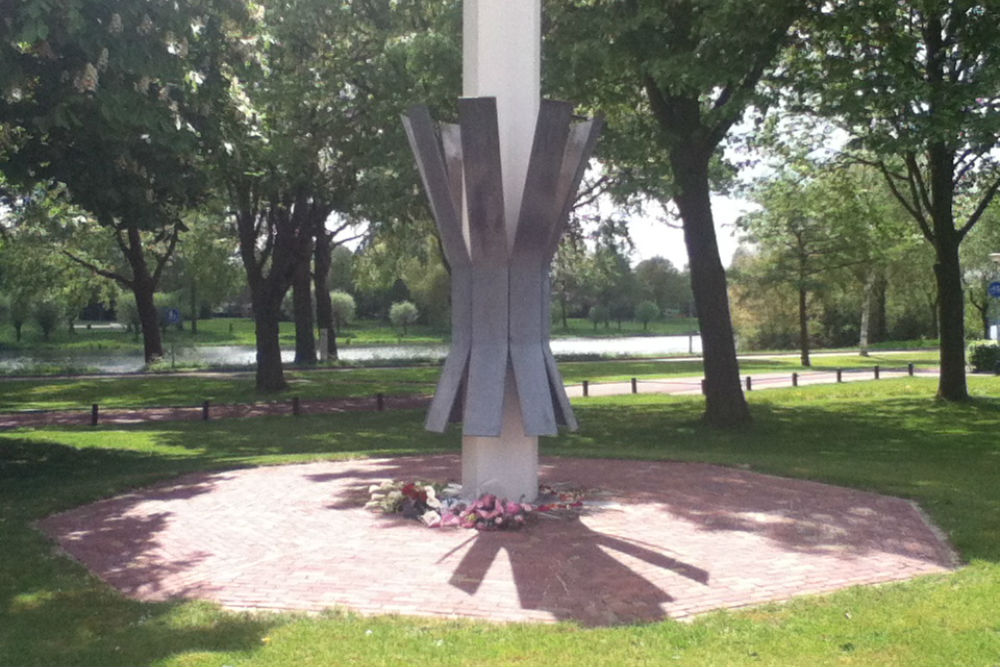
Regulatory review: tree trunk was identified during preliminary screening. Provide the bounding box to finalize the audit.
[14,322,21,342]
[118,225,165,363]
[928,143,968,401]
[292,242,316,365]
[671,145,751,427]
[798,285,810,367]
[859,270,874,356]
[252,286,288,392]
[132,274,163,364]
[872,272,888,342]
[934,240,968,400]
[189,282,198,335]
[313,231,338,360]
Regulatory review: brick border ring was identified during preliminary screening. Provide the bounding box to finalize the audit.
[38,455,957,626]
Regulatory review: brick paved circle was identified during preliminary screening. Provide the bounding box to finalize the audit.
[38,455,957,625]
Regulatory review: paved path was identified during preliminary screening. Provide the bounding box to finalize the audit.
[565,366,939,398]
[39,455,957,625]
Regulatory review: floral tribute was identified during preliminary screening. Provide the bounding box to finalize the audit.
[364,480,592,530]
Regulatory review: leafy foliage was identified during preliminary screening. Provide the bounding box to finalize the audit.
[388,300,419,335]
[968,340,1000,373]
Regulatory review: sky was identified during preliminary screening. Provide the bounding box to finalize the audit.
[623,194,754,271]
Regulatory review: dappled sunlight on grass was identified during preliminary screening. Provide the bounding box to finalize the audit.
[3,376,1000,665]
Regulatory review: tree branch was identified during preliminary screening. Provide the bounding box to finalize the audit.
[959,174,1000,239]
[875,160,933,240]
[62,250,132,288]
[903,152,935,215]
[151,223,182,285]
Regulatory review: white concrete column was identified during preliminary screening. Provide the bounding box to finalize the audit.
[460,0,540,502]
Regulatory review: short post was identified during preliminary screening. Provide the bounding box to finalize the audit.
[908,363,914,376]
[292,396,301,416]
[630,377,638,394]
[837,368,843,383]
[91,403,98,426]
[745,375,752,391]
[792,372,798,387]
[874,365,880,380]
[376,393,385,411]
[582,380,589,397]
[688,333,694,354]
[202,400,210,421]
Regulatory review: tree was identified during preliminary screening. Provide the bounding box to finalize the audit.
[33,300,60,340]
[740,160,911,365]
[962,205,1000,339]
[550,239,589,329]
[0,0,242,362]
[328,291,356,331]
[635,300,660,330]
[163,209,242,334]
[547,0,805,426]
[588,218,639,330]
[791,0,1000,400]
[587,304,610,331]
[389,300,419,336]
[216,0,457,390]
[635,256,692,317]
[0,192,112,341]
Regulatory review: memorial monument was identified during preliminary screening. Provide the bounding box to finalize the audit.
[403,0,601,501]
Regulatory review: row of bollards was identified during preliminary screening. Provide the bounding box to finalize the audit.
[736,363,914,392]
[87,362,921,424]
[89,392,388,426]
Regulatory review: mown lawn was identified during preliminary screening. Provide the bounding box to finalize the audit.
[0,351,941,412]
[1,376,999,666]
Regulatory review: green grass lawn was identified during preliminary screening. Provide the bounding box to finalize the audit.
[2,376,999,665]
[550,316,700,337]
[0,351,942,412]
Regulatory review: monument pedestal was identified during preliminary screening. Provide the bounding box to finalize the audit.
[402,0,601,502]
[461,375,538,501]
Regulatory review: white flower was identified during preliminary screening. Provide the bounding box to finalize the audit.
[97,47,109,71]
[109,13,123,34]
[73,63,99,92]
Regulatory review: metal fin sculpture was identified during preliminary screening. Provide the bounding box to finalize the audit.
[403,98,602,438]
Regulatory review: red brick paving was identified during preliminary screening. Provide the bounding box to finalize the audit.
[38,455,957,626]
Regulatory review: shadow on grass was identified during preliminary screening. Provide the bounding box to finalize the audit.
[0,441,283,667]
[554,389,1000,563]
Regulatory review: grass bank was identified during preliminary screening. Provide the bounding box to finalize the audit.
[1,377,999,665]
[0,351,942,412]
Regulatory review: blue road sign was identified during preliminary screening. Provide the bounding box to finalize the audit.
[989,281,1000,298]
[166,308,181,324]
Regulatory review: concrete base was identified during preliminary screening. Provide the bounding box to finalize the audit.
[461,374,538,501]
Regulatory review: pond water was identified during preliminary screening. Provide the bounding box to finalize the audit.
[0,334,702,374]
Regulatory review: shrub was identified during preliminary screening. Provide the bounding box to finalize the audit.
[329,290,356,329]
[34,300,62,340]
[389,300,419,335]
[968,340,1000,373]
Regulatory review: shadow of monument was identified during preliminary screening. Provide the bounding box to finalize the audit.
[446,515,709,626]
